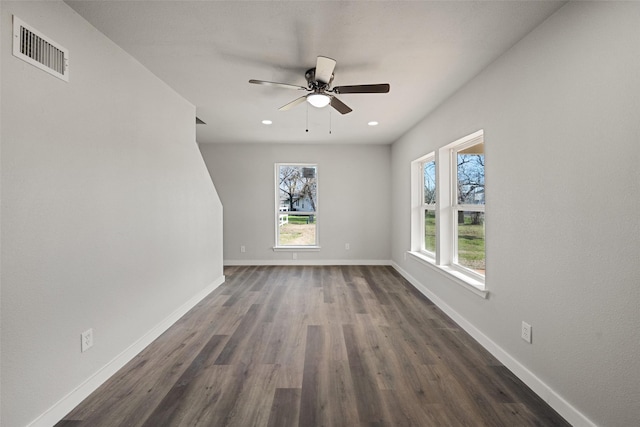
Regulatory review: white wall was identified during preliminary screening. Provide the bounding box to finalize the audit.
[0,2,224,426]
[199,143,391,264]
[390,2,640,426]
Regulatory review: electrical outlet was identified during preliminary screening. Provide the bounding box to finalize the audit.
[345,243,350,250]
[292,252,297,260]
[81,328,94,352]
[240,245,246,253]
[521,321,532,343]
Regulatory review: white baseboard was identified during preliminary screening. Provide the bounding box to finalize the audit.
[225,259,392,266]
[28,275,226,427]
[391,262,596,427]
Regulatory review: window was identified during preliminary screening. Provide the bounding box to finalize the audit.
[410,130,485,294]
[452,139,485,277]
[420,155,437,256]
[275,164,318,247]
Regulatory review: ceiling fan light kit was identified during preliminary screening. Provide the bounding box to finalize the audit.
[249,56,390,115]
[307,93,331,108]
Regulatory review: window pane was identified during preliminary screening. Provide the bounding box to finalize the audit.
[279,213,317,246]
[456,211,485,274]
[457,144,484,205]
[278,165,317,246]
[423,160,436,204]
[424,210,436,253]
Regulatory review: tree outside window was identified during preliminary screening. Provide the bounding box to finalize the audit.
[454,143,485,275]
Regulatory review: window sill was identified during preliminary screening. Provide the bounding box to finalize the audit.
[407,251,488,299]
[273,246,321,252]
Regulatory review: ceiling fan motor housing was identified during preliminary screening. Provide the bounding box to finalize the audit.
[305,67,334,89]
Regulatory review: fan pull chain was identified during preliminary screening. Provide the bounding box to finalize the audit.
[306,102,309,133]
[329,107,332,135]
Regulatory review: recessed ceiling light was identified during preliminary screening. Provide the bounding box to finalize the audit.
[368,121,379,126]
[262,119,273,125]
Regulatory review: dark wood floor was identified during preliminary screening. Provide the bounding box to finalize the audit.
[58,265,569,426]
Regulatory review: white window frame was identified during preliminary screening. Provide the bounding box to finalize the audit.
[450,136,485,282]
[273,163,320,250]
[409,130,486,297]
[411,153,437,260]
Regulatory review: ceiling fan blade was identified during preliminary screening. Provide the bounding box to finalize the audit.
[249,79,308,91]
[330,96,352,115]
[315,56,336,84]
[279,96,307,111]
[333,83,390,94]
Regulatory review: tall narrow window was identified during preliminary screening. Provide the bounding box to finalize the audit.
[453,141,485,276]
[276,164,318,247]
[421,156,437,256]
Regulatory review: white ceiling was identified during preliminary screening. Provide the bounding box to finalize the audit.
[66,0,565,145]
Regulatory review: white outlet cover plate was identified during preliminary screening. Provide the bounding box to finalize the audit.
[521,321,532,343]
[81,328,94,352]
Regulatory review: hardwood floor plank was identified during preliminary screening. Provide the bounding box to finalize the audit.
[223,266,258,306]
[321,266,336,304]
[354,313,396,390]
[343,323,386,425]
[248,266,270,291]
[381,312,440,366]
[327,360,361,426]
[260,283,288,323]
[309,265,323,288]
[491,366,571,426]
[223,363,281,427]
[58,266,569,427]
[264,313,307,387]
[380,326,443,405]
[329,267,358,325]
[173,363,244,426]
[214,304,261,365]
[341,266,368,314]
[141,334,228,426]
[267,388,301,427]
[361,266,393,306]
[299,325,328,427]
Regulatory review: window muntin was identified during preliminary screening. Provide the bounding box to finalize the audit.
[276,164,318,247]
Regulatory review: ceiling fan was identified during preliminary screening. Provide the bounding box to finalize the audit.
[249,56,390,115]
